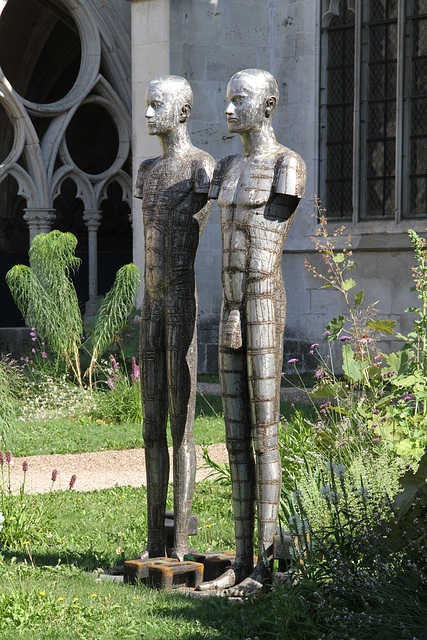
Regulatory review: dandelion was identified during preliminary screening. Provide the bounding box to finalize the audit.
[22,460,29,472]
[6,451,12,464]
[69,474,77,489]
[51,469,58,483]
[288,358,299,364]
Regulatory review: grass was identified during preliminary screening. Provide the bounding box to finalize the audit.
[8,392,314,458]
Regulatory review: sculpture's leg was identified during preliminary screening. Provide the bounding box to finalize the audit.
[226,277,283,597]
[197,303,255,591]
[140,301,169,559]
[167,296,197,561]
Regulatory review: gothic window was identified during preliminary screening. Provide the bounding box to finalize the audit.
[320,0,427,220]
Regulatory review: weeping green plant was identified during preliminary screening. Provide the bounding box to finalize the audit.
[6,231,140,389]
[85,264,141,388]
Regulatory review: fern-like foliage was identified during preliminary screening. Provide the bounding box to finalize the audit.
[86,263,141,387]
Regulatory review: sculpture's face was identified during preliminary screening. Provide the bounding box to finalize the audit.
[225,74,267,133]
[145,82,181,136]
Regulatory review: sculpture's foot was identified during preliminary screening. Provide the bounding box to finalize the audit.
[224,309,242,349]
[226,562,271,598]
[195,564,250,591]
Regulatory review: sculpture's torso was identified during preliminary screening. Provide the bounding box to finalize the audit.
[135,150,213,301]
[211,147,306,307]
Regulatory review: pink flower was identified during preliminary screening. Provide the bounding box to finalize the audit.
[22,461,29,472]
[131,357,140,382]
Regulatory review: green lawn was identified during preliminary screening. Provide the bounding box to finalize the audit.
[7,394,315,458]
[0,482,301,640]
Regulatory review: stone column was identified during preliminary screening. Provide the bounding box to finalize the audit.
[83,210,102,318]
[23,209,56,245]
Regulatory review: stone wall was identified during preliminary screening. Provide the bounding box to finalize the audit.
[130,0,423,373]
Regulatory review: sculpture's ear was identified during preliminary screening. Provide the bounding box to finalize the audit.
[179,103,192,123]
[265,96,277,118]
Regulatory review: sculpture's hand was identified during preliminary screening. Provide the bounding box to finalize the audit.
[223,309,242,349]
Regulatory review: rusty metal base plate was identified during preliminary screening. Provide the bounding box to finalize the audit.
[124,557,204,590]
[184,551,236,582]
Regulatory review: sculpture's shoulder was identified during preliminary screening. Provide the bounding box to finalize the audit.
[191,148,216,194]
[208,154,240,199]
[273,147,307,199]
[134,157,159,199]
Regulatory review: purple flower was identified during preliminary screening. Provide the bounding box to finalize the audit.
[107,376,114,390]
[311,343,319,349]
[131,357,140,382]
[22,461,29,472]
[339,336,351,342]
[51,469,58,483]
[288,358,299,364]
[6,451,12,464]
[42,352,47,359]
[109,355,118,371]
[69,474,77,490]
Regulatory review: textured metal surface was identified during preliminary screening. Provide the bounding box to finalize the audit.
[207,69,306,593]
[124,557,203,590]
[134,75,215,560]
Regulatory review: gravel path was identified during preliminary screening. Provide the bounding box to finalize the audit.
[6,385,313,496]
[6,443,227,495]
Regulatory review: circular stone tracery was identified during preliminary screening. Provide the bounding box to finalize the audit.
[65,103,120,176]
[0,0,100,114]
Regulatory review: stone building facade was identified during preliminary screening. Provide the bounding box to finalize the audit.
[1,0,426,371]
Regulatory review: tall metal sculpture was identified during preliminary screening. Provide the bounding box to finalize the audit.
[135,75,215,561]
[197,69,306,595]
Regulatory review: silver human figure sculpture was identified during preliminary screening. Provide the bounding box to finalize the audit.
[135,76,215,561]
[197,69,306,595]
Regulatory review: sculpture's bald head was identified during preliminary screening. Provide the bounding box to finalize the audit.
[225,69,279,134]
[145,75,193,136]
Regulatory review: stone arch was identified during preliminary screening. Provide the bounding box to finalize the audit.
[322,0,355,27]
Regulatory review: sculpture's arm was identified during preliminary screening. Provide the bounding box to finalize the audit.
[267,152,307,220]
[193,154,217,234]
[134,158,158,199]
